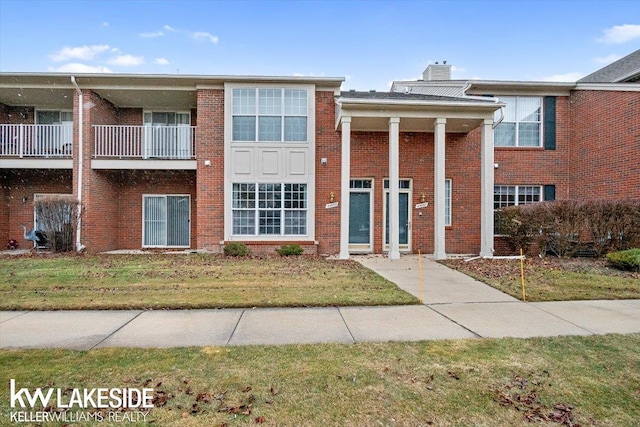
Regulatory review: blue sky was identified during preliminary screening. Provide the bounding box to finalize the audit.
[0,0,639,90]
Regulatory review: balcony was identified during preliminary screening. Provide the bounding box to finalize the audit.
[0,124,73,169]
[92,125,197,170]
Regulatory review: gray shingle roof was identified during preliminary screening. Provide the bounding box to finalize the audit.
[339,90,491,103]
[578,49,640,83]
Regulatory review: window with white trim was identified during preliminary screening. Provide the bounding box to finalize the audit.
[445,179,452,226]
[232,88,308,142]
[494,96,542,147]
[494,185,542,233]
[232,183,307,235]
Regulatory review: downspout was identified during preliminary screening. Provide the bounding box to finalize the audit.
[71,76,85,252]
[461,82,504,129]
[493,98,505,129]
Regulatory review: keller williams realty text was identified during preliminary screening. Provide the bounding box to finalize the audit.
[8,380,154,423]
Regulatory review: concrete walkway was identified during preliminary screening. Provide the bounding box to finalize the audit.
[1,255,638,349]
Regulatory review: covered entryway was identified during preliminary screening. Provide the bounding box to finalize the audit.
[336,91,503,260]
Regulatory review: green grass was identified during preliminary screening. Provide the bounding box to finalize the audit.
[0,254,418,310]
[1,334,638,426]
[443,257,640,302]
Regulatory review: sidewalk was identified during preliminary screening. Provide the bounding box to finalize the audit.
[1,255,638,349]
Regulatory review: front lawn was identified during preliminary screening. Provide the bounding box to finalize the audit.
[443,256,640,302]
[1,334,638,426]
[0,254,418,310]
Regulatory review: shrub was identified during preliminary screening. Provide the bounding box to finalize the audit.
[33,195,81,252]
[495,206,534,252]
[276,244,304,256]
[606,248,640,272]
[223,242,251,257]
[498,199,640,258]
[584,200,640,255]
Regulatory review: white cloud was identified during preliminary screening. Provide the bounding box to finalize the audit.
[140,31,164,38]
[192,31,219,43]
[49,45,110,62]
[107,54,145,66]
[164,24,178,32]
[543,72,583,82]
[598,24,640,44]
[155,57,170,65]
[101,22,109,28]
[48,63,112,73]
[595,53,622,64]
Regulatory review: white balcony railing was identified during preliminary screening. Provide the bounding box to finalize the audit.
[94,125,196,159]
[0,124,73,158]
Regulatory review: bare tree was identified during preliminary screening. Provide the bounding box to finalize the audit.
[33,195,81,252]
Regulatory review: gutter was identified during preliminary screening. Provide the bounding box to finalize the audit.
[70,76,85,252]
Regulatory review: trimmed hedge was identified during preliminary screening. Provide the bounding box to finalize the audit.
[606,249,640,272]
[496,199,640,257]
[223,242,251,257]
[276,244,304,256]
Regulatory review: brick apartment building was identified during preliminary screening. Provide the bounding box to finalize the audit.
[1,50,638,258]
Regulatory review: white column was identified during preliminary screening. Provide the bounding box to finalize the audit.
[339,117,351,259]
[433,118,447,260]
[388,117,400,260]
[480,118,494,257]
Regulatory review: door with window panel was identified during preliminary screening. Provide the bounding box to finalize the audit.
[143,112,191,158]
[143,195,190,247]
[349,179,373,253]
[36,110,73,156]
[383,179,412,252]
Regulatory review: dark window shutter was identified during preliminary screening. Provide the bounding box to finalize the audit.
[544,185,556,201]
[543,96,556,150]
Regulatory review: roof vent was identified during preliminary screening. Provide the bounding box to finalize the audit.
[423,62,452,81]
[369,89,376,92]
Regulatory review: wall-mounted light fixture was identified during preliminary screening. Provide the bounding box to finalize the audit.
[22,196,28,204]
[420,193,426,203]
[204,160,211,166]
[321,158,328,165]
[330,192,335,203]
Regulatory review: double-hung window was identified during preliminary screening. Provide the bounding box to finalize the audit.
[232,89,308,142]
[495,97,542,147]
[232,183,307,236]
[494,185,542,233]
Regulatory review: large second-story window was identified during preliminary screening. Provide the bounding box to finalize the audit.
[495,96,542,147]
[232,88,308,142]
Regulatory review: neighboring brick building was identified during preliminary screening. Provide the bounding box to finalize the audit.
[1,50,639,258]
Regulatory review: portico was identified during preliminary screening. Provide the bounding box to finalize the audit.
[335,91,502,260]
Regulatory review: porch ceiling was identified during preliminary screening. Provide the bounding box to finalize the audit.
[348,116,485,133]
[91,88,198,109]
[0,87,75,109]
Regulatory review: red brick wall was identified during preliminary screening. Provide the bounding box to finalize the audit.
[315,91,341,255]
[494,96,571,199]
[117,108,142,125]
[195,89,225,251]
[75,90,121,252]
[1,170,72,248]
[569,90,640,200]
[116,170,197,249]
